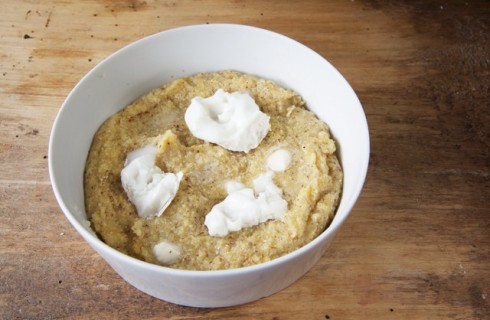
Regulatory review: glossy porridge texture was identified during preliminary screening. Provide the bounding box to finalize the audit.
[84,71,342,270]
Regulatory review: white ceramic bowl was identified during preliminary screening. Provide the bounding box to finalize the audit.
[49,24,369,307]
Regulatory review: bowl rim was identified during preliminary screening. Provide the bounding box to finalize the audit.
[48,23,370,277]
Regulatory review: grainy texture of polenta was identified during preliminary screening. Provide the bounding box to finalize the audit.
[84,71,342,270]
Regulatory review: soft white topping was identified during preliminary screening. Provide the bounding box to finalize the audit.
[204,171,287,237]
[153,240,181,265]
[184,89,270,152]
[224,180,246,193]
[266,149,292,172]
[121,144,183,219]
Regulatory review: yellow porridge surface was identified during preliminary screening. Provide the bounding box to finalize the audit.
[84,71,342,270]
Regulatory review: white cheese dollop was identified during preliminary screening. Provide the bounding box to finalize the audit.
[204,171,288,237]
[121,144,183,219]
[184,89,270,153]
[266,149,292,172]
[153,240,181,265]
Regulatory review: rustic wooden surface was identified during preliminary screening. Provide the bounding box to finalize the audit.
[1,0,489,319]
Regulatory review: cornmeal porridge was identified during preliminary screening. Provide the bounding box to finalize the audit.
[84,71,342,270]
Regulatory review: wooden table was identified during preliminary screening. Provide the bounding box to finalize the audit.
[1,1,488,319]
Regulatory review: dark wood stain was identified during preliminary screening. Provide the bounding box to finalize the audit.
[99,0,149,13]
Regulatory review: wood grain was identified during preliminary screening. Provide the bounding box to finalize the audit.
[1,0,488,319]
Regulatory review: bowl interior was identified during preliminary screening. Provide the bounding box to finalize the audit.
[49,24,369,269]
